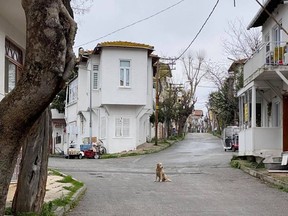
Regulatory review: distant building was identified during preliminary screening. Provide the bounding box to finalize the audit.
[188,110,204,133]
[51,109,66,154]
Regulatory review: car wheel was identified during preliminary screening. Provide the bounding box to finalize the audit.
[78,154,83,159]
[94,154,100,159]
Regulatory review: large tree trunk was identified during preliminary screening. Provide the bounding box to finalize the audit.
[12,109,51,214]
[0,1,76,215]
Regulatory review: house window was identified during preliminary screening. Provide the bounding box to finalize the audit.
[115,117,130,137]
[120,60,130,87]
[273,24,281,46]
[265,33,270,52]
[273,102,280,127]
[68,80,78,104]
[5,39,23,93]
[93,64,99,90]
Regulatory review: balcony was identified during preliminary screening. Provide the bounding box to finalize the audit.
[244,41,288,85]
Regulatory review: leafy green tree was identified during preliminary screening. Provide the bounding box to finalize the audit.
[50,89,66,113]
[208,77,238,132]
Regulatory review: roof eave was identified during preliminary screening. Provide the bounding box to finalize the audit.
[247,0,283,29]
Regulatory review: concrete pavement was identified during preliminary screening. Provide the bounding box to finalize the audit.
[6,171,86,216]
[7,134,288,215]
[49,133,288,215]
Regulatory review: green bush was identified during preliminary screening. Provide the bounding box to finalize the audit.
[230,160,241,169]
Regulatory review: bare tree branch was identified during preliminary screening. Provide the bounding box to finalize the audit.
[222,18,261,60]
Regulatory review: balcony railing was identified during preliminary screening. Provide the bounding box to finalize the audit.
[244,41,288,83]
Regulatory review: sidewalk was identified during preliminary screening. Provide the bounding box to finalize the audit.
[232,159,288,192]
[240,166,288,190]
[6,172,86,216]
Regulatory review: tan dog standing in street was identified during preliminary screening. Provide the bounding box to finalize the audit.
[155,162,171,182]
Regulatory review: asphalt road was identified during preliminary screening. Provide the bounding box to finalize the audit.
[49,133,288,216]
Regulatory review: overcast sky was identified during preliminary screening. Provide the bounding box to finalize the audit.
[73,0,262,112]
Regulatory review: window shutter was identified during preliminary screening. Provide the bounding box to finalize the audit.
[115,118,122,137]
[93,64,99,71]
[123,118,130,137]
[93,72,98,89]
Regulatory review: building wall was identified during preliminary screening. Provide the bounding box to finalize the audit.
[51,109,66,154]
[262,4,288,43]
[105,105,137,153]
[0,15,25,100]
[100,48,149,105]
[66,47,154,153]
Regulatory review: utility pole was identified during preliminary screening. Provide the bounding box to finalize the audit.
[155,61,160,145]
[154,57,176,145]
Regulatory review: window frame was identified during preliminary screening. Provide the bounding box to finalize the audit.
[119,60,131,87]
[92,64,99,90]
[4,39,23,93]
[115,116,130,137]
[68,80,78,104]
[273,101,281,127]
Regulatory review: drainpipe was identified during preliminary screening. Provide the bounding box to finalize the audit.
[89,60,93,144]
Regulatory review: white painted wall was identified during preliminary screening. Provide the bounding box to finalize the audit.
[262,4,288,43]
[239,127,282,157]
[0,15,26,100]
[51,109,66,154]
[66,46,154,153]
[244,3,288,83]
[101,48,148,105]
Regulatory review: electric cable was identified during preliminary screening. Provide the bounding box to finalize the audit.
[172,0,220,61]
[74,0,185,48]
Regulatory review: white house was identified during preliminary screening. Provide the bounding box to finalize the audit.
[65,41,158,153]
[51,109,66,155]
[0,0,25,101]
[237,0,288,162]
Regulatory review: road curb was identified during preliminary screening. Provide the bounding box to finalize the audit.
[240,165,288,191]
[53,184,87,216]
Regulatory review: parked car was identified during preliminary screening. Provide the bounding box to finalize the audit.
[222,126,239,152]
[65,144,84,159]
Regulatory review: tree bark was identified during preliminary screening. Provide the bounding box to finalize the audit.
[0,0,76,215]
[12,109,51,214]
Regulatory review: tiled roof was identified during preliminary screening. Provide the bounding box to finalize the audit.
[228,59,246,72]
[192,110,203,117]
[97,41,154,50]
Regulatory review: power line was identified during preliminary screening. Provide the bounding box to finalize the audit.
[173,0,220,61]
[74,0,185,48]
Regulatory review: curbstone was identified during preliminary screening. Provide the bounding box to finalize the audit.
[240,165,288,191]
[53,184,87,216]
